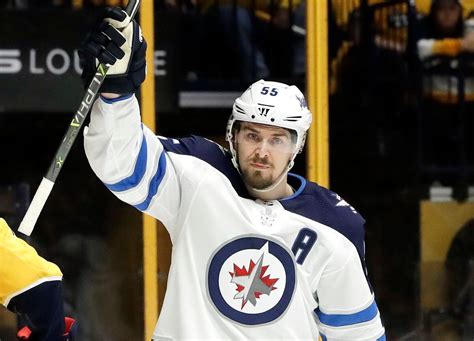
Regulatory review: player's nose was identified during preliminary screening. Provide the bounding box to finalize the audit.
[255,140,271,157]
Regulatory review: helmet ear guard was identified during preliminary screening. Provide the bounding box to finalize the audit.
[226,79,312,174]
[226,115,240,171]
[298,131,307,154]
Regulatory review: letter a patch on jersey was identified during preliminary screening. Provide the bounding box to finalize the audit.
[207,235,296,325]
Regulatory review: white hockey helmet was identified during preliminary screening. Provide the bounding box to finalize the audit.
[226,79,312,171]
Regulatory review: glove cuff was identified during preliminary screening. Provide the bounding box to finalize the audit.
[100,62,146,93]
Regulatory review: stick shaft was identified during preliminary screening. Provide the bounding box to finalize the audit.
[47,64,109,183]
[125,0,140,19]
[18,0,141,235]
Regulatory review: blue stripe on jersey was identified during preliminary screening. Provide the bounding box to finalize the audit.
[280,173,306,201]
[320,332,385,340]
[105,131,147,192]
[100,93,133,103]
[134,152,167,211]
[315,299,378,327]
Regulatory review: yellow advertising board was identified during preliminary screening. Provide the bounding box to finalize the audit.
[420,200,474,310]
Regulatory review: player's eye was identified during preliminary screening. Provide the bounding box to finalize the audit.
[270,137,283,145]
[246,132,261,142]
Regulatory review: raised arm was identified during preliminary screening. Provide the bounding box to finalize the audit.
[417,32,474,60]
[80,8,182,232]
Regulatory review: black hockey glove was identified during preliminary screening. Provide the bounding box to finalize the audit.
[78,7,147,94]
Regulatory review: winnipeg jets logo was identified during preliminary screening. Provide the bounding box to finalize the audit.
[207,236,296,325]
[230,252,279,309]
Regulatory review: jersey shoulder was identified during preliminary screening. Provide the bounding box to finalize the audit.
[0,218,62,305]
[158,135,249,197]
[282,175,366,256]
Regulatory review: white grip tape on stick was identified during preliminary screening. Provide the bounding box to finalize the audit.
[18,177,55,236]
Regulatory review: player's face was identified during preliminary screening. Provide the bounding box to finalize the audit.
[435,1,462,33]
[234,122,295,189]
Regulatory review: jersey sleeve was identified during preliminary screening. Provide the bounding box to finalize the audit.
[0,218,66,338]
[0,218,62,306]
[417,38,462,60]
[295,184,370,281]
[314,246,385,340]
[84,95,212,239]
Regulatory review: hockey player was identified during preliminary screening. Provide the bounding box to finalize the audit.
[80,7,386,340]
[0,218,76,340]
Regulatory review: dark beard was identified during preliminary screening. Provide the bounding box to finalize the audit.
[241,168,274,189]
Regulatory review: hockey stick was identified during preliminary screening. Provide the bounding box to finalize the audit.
[18,0,141,236]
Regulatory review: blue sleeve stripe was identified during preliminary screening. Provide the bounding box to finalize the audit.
[134,152,167,211]
[105,133,147,192]
[319,332,385,340]
[315,300,379,327]
[99,93,133,103]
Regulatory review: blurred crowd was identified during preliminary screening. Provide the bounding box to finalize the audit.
[0,0,126,9]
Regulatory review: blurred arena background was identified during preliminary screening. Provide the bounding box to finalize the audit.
[0,0,473,340]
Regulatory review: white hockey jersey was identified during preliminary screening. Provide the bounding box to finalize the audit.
[84,95,386,341]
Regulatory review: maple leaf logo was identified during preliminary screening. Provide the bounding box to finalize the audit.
[229,253,279,309]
